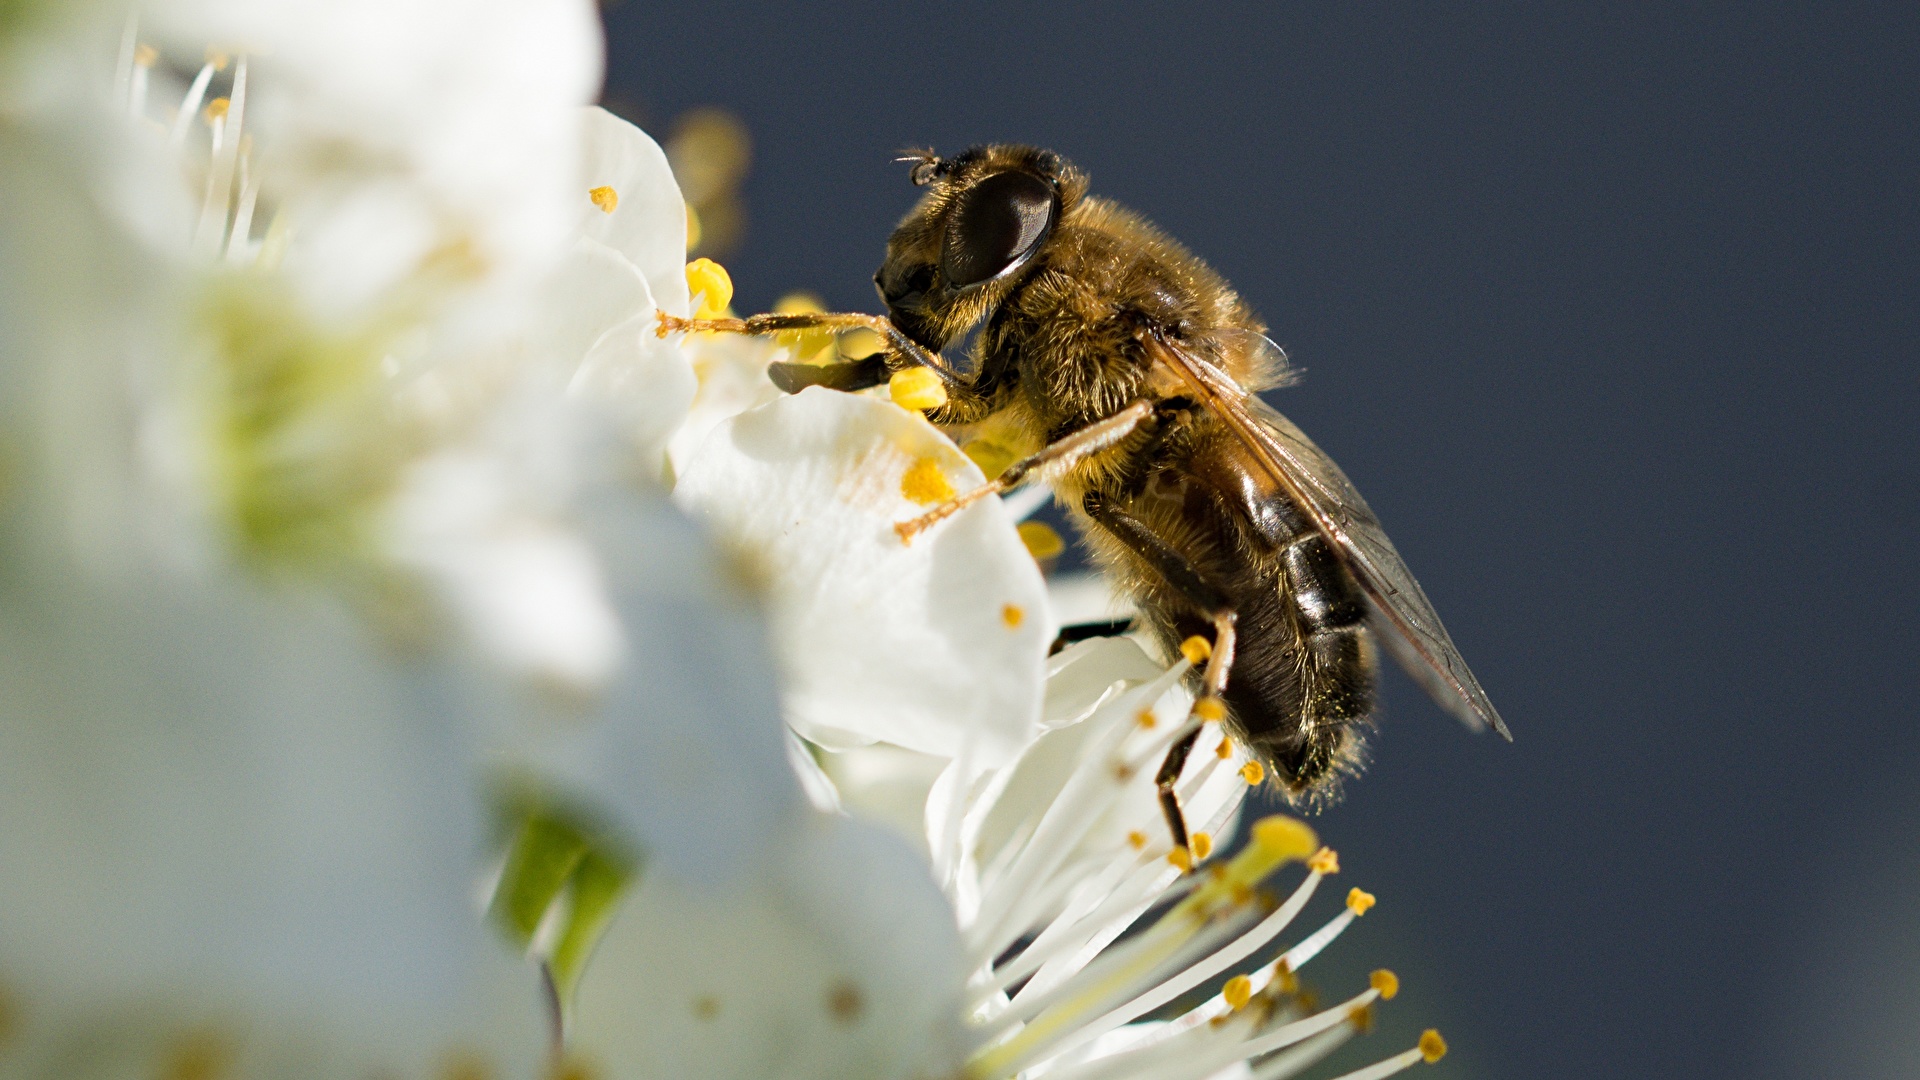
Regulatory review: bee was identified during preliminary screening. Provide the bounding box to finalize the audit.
[660,144,1508,853]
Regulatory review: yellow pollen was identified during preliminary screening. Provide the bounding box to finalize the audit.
[1178,635,1211,664]
[1348,1003,1376,1033]
[685,257,733,318]
[1228,881,1254,905]
[134,43,157,67]
[685,201,702,249]
[204,47,230,70]
[1370,969,1400,1000]
[773,291,825,314]
[1190,832,1214,860]
[1420,1029,1449,1063]
[1250,816,1318,862]
[1017,520,1066,560]
[1193,696,1227,722]
[1167,846,1193,872]
[1127,830,1148,850]
[1207,864,1228,882]
[1346,887,1377,915]
[1135,708,1157,730]
[890,367,948,411]
[1240,760,1265,785]
[1215,736,1234,759]
[900,457,955,505]
[1222,974,1253,1010]
[204,97,229,121]
[588,186,618,213]
[1308,847,1340,875]
[1001,604,1025,629]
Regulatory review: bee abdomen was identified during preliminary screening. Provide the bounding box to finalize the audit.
[1224,534,1378,801]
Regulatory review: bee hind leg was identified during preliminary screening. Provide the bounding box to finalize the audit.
[1083,493,1241,870]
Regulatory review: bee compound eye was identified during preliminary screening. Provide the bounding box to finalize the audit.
[941,170,1056,289]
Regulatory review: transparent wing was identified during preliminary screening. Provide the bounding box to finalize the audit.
[1143,331,1510,739]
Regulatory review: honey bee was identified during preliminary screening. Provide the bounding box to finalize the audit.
[660,144,1508,852]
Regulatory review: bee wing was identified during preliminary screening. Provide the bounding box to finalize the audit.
[1142,331,1511,739]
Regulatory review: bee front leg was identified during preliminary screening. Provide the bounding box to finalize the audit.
[1083,493,1240,871]
[655,309,962,391]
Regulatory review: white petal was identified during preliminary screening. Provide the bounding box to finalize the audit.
[664,330,785,477]
[577,105,689,318]
[0,565,546,1072]
[675,388,1051,767]
[570,813,970,1080]
[816,742,951,858]
[573,311,698,482]
[476,482,805,886]
[536,234,655,371]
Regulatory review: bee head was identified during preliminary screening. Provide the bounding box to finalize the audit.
[875,144,1086,351]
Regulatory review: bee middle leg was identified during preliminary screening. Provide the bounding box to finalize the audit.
[1082,493,1239,867]
[894,399,1157,542]
[656,309,967,393]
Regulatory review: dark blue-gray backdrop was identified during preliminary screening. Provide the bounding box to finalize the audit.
[604,5,1919,1078]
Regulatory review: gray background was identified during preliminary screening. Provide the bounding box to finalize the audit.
[604,4,1919,1077]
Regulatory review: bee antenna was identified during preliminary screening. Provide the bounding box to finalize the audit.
[896,147,942,186]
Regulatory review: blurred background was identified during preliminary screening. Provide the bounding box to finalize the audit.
[602,4,1918,1078]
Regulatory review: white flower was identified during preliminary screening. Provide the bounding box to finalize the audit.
[675,386,1052,767]
[806,633,1450,1080]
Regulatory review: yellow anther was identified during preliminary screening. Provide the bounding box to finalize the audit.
[1178,635,1211,664]
[1370,969,1400,1000]
[1135,708,1158,730]
[134,43,157,67]
[1222,974,1253,1011]
[1346,887,1377,915]
[1240,760,1265,785]
[1190,832,1214,860]
[204,47,230,70]
[1168,846,1193,872]
[1308,847,1340,875]
[1349,1003,1377,1033]
[685,257,733,318]
[773,291,825,315]
[588,186,618,214]
[900,457,955,505]
[1420,1029,1449,1063]
[1001,604,1025,629]
[1193,696,1227,722]
[1228,881,1254,906]
[1215,736,1234,759]
[890,367,948,411]
[204,97,229,121]
[1017,520,1065,561]
[840,327,885,359]
[1250,816,1318,863]
[1127,830,1148,851]
[685,201,702,249]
